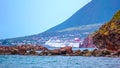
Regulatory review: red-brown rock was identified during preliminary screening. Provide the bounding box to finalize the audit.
[60,46,73,54]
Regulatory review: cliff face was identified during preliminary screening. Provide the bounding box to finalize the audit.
[80,36,96,48]
[92,10,120,51]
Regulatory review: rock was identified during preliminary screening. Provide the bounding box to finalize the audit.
[1,45,120,57]
[81,36,96,48]
[101,49,111,56]
[18,48,27,55]
[110,49,120,57]
[85,51,92,56]
[82,49,89,54]
[0,50,5,55]
[28,50,39,55]
[37,45,48,51]
[117,49,120,56]
[82,49,92,56]
[39,51,49,56]
[60,46,73,54]
[92,49,102,57]
[49,49,60,55]
[48,46,73,55]
[92,10,120,51]
[72,50,82,56]
[11,48,19,55]
[59,48,67,55]
[0,45,48,55]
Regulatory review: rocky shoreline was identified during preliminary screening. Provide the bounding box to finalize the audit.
[0,45,120,57]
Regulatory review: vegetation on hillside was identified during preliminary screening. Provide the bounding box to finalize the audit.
[92,10,120,51]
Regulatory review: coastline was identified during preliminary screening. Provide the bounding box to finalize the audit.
[0,45,120,57]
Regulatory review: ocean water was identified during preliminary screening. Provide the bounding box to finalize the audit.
[0,55,120,68]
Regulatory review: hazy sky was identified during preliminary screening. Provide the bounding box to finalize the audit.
[0,0,91,39]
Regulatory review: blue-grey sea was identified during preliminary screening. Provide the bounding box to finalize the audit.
[0,48,120,68]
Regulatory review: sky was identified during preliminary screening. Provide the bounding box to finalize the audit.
[0,0,91,39]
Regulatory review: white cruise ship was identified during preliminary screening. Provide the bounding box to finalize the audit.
[45,38,82,47]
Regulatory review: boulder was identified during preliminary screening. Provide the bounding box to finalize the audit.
[60,46,73,54]
[11,48,19,55]
[49,49,60,55]
[39,51,49,56]
[92,49,102,57]
[82,49,92,56]
[101,49,111,56]
[72,50,82,56]
[59,48,67,55]
[28,50,39,55]
[18,48,27,55]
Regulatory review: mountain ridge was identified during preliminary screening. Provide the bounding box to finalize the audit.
[44,0,120,33]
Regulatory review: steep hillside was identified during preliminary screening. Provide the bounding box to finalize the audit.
[45,0,120,33]
[92,10,120,51]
